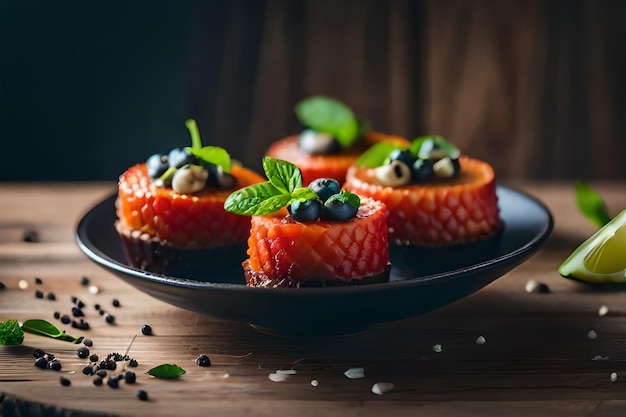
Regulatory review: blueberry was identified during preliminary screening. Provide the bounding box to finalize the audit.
[146,153,169,178]
[77,347,90,358]
[124,371,137,384]
[206,164,236,190]
[309,178,341,201]
[388,149,417,167]
[323,195,358,221]
[168,148,196,169]
[288,199,322,222]
[136,390,149,401]
[411,158,435,182]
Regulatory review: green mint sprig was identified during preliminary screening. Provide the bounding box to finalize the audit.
[184,118,231,173]
[355,142,404,168]
[575,181,611,228]
[146,363,186,379]
[224,157,320,216]
[295,96,364,148]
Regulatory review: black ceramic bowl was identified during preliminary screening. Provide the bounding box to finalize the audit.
[76,185,552,336]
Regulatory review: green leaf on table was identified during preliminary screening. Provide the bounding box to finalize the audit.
[295,96,360,148]
[146,363,186,379]
[21,319,81,343]
[575,181,611,228]
[0,319,24,345]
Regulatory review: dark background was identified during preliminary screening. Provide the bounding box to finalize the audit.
[1,0,625,181]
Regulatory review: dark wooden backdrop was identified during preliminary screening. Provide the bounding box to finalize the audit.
[1,0,624,181]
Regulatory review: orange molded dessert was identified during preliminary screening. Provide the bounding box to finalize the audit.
[225,157,390,288]
[116,163,263,249]
[344,136,501,246]
[115,119,264,270]
[266,96,408,186]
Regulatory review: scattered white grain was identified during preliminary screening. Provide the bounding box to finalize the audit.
[371,382,394,395]
[268,372,290,382]
[88,285,100,294]
[18,279,29,290]
[476,336,486,345]
[588,330,598,340]
[344,367,365,379]
[275,369,297,375]
[610,372,618,382]
[432,344,442,353]
[592,355,609,361]
[598,305,610,317]
[525,279,538,293]
[311,379,319,387]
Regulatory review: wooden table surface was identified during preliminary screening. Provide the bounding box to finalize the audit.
[1,181,625,417]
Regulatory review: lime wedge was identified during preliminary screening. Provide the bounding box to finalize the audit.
[559,209,626,283]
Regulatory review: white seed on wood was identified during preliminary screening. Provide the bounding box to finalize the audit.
[18,279,29,290]
[311,379,319,387]
[476,336,486,345]
[344,367,365,379]
[610,372,618,382]
[588,330,598,340]
[275,369,297,375]
[432,344,442,353]
[371,382,394,395]
[268,372,291,382]
[88,285,100,295]
[598,305,610,316]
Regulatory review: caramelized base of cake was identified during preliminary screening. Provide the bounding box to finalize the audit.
[243,260,391,288]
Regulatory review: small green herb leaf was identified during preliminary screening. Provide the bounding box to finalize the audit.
[21,319,81,343]
[290,187,321,203]
[146,364,186,379]
[575,181,611,228]
[332,189,361,208]
[410,136,460,159]
[263,157,302,193]
[224,182,291,215]
[186,146,231,173]
[355,142,403,168]
[183,118,231,173]
[295,96,360,148]
[0,319,24,345]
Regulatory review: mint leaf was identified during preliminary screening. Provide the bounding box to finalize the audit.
[332,189,361,208]
[224,182,291,215]
[355,142,402,168]
[290,187,320,203]
[263,157,302,193]
[146,364,186,379]
[22,319,81,343]
[184,118,231,173]
[0,319,24,345]
[575,181,611,228]
[295,96,360,148]
[410,136,460,159]
[186,146,231,173]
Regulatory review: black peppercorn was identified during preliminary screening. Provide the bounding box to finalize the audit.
[105,314,115,324]
[60,376,71,386]
[80,276,90,286]
[48,360,62,371]
[96,369,107,378]
[82,365,94,375]
[124,371,136,384]
[112,298,120,307]
[34,356,48,369]
[47,292,56,301]
[195,354,211,367]
[93,376,103,386]
[34,277,42,285]
[77,347,90,359]
[107,376,119,389]
[136,390,149,401]
[141,324,152,336]
[61,314,71,324]
[35,290,44,299]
